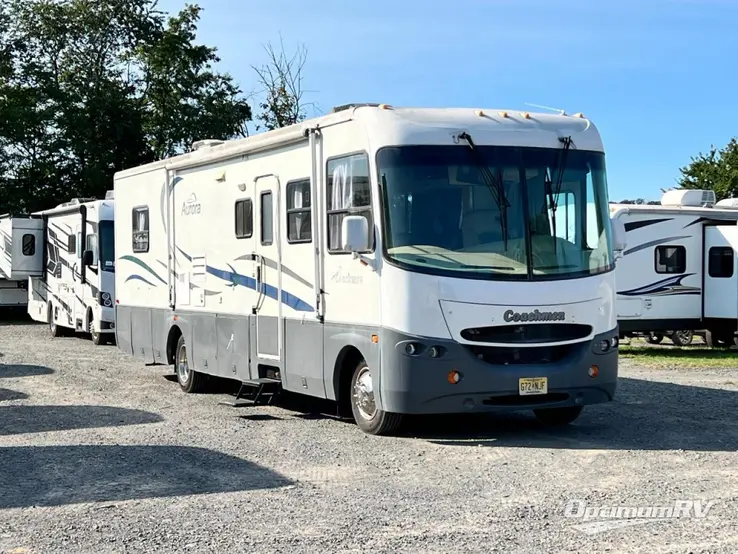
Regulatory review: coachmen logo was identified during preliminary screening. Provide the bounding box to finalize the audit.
[503,309,566,323]
[181,193,201,216]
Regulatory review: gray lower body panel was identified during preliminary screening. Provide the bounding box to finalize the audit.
[116,304,619,416]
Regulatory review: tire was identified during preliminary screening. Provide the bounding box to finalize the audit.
[705,330,734,349]
[670,330,693,347]
[48,304,64,338]
[88,313,103,345]
[533,406,583,426]
[646,333,663,344]
[175,335,207,393]
[349,359,403,436]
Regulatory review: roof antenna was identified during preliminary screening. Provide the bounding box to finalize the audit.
[525,102,567,116]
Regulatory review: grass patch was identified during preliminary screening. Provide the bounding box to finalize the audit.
[619,344,736,369]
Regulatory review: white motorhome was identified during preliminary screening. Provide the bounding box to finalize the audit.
[113,104,626,435]
[0,214,45,309]
[25,194,116,344]
[611,189,738,347]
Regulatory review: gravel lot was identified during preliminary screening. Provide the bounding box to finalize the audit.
[1,317,737,554]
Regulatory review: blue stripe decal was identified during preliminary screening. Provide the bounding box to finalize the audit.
[125,274,159,287]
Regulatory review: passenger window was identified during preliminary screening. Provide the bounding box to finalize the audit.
[261,191,273,246]
[22,234,35,256]
[86,234,99,267]
[708,246,733,278]
[67,234,76,254]
[235,199,253,238]
[132,206,149,253]
[286,179,312,243]
[326,153,374,253]
[655,245,686,274]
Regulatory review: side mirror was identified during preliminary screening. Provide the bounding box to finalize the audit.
[341,215,369,253]
[81,249,94,267]
[610,218,627,257]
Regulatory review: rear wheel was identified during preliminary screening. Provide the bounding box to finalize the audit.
[705,330,735,348]
[646,333,664,344]
[350,359,403,436]
[670,330,693,347]
[175,335,207,393]
[533,406,583,426]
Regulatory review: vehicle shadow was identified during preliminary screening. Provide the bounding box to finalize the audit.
[0,388,29,402]
[0,445,294,509]
[0,364,55,379]
[0,405,164,436]
[397,377,738,452]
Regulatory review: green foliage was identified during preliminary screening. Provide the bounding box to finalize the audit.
[0,0,252,214]
[677,138,738,201]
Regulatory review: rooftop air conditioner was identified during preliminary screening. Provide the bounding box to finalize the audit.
[660,189,716,208]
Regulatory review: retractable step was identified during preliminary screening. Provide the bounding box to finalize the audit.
[218,377,282,408]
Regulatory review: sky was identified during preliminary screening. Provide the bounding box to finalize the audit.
[159,0,738,202]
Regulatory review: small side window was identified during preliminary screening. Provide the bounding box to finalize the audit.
[326,153,374,253]
[655,245,686,274]
[132,206,149,253]
[86,234,99,267]
[22,234,35,256]
[67,234,76,254]
[286,179,312,243]
[261,191,273,246]
[708,246,733,278]
[235,199,253,238]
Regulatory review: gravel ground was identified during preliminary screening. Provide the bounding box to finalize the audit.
[1,317,737,554]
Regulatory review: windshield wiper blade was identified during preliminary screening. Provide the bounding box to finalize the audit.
[458,132,510,249]
[546,135,573,254]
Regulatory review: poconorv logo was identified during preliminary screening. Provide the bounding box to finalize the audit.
[181,193,201,216]
[503,309,565,323]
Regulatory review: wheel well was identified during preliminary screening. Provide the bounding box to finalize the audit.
[333,345,364,414]
[166,325,182,365]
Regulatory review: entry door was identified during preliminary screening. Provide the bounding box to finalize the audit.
[73,223,86,327]
[253,176,282,362]
[703,225,738,319]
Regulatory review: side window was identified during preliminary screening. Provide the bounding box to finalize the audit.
[22,234,35,256]
[260,191,273,246]
[132,206,149,253]
[76,232,82,259]
[708,246,733,278]
[286,179,312,243]
[326,153,374,253]
[655,245,686,274]
[235,199,253,238]
[67,234,76,254]
[86,234,99,267]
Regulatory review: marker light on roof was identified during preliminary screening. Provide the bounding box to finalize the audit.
[498,111,509,118]
[378,104,392,110]
[573,112,585,118]
[520,112,531,119]
[475,109,485,117]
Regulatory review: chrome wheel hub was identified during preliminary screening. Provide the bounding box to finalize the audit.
[177,345,190,384]
[353,367,376,420]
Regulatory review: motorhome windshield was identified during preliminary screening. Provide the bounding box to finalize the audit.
[99,220,115,272]
[378,144,613,281]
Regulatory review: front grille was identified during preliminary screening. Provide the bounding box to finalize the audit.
[466,344,575,365]
[461,323,592,344]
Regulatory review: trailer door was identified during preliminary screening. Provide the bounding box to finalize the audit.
[703,225,738,320]
[253,175,282,365]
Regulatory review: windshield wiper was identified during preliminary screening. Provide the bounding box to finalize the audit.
[545,135,573,253]
[458,132,510,249]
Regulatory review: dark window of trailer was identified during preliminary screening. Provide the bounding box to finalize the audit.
[708,246,734,278]
[67,234,76,254]
[235,199,253,238]
[655,245,686,274]
[22,234,35,256]
[261,191,273,246]
[286,179,312,243]
[132,206,149,253]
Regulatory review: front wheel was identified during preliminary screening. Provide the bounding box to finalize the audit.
[670,330,693,347]
[48,304,64,338]
[175,335,207,393]
[646,333,664,344]
[533,406,583,426]
[350,359,403,436]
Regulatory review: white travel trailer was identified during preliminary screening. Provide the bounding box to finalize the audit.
[612,189,738,347]
[25,194,116,344]
[0,214,45,309]
[113,104,626,435]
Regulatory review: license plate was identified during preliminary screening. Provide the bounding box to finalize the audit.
[518,377,548,396]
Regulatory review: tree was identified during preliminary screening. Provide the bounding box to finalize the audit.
[250,36,311,132]
[0,0,252,214]
[677,138,738,201]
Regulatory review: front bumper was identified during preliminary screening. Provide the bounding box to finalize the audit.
[378,327,619,415]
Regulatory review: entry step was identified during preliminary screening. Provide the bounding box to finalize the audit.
[218,377,282,409]
[242,378,281,386]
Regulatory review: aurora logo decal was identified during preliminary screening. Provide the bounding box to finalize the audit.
[181,193,201,216]
[503,309,566,323]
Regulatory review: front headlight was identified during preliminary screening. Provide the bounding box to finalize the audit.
[98,291,113,307]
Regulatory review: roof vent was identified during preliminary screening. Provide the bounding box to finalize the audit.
[331,103,382,113]
[192,139,225,151]
[105,190,114,200]
[56,197,96,209]
[660,189,716,208]
[715,197,738,209]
